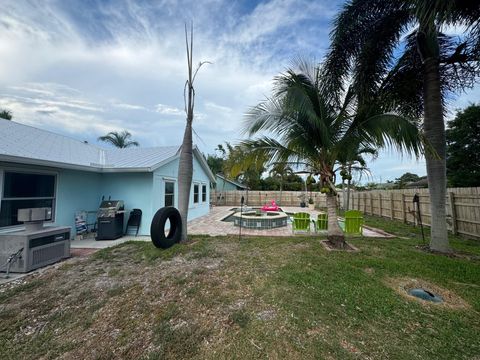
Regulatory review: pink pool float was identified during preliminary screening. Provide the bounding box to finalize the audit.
[261,200,279,212]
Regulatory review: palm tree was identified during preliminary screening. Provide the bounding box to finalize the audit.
[323,0,480,252]
[0,109,12,120]
[98,130,139,148]
[337,146,377,211]
[177,24,209,242]
[221,142,266,190]
[269,162,294,205]
[242,60,422,248]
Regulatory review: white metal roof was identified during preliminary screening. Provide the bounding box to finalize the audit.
[103,146,179,169]
[0,119,215,181]
[0,119,102,168]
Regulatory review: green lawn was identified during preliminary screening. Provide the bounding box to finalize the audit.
[0,217,479,359]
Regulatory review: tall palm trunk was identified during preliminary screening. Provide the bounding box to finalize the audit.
[178,24,195,243]
[326,193,345,247]
[346,164,352,211]
[423,57,449,252]
[178,120,193,242]
[346,179,351,210]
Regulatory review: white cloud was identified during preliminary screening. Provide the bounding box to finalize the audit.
[155,104,184,116]
[204,101,233,113]
[111,101,148,111]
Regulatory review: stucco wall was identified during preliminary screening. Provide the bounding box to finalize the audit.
[153,155,210,222]
[55,169,102,233]
[99,172,153,236]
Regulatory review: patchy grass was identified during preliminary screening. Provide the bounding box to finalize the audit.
[0,230,479,359]
[364,214,480,256]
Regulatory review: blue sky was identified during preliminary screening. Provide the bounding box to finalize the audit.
[0,0,478,183]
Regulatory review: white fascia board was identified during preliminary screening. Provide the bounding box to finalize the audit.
[0,155,153,173]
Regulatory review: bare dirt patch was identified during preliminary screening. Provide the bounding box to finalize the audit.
[320,240,360,252]
[363,267,375,275]
[386,277,471,309]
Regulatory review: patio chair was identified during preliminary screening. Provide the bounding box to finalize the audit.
[344,210,363,235]
[125,208,142,236]
[292,212,311,233]
[313,213,328,232]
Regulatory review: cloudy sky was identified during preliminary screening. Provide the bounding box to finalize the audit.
[0,0,478,183]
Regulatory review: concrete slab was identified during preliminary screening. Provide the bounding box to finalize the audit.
[70,235,150,249]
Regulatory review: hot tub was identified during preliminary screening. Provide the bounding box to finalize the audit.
[232,211,288,229]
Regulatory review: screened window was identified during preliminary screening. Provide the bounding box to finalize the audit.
[193,184,199,204]
[202,184,207,202]
[0,171,56,227]
[165,182,175,207]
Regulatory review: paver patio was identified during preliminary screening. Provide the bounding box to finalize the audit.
[188,206,392,237]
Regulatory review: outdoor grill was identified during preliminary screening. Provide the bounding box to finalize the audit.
[96,200,125,240]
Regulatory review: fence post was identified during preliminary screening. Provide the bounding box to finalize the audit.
[401,193,406,223]
[377,194,380,217]
[390,193,394,219]
[364,193,367,213]
[370,193,373,215]
[449,192,458,235]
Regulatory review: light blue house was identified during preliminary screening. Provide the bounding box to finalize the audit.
[0,119,215,237]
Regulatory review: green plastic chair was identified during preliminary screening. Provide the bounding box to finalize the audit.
[313,213,328,232]
[344,210,363,235]
[292,212,311,233]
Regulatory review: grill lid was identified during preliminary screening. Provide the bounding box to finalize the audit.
[97,200,125,218]
[99,200,124,210]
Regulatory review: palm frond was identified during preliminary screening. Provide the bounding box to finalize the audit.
[322,0,410,104]
[353,113,424,158]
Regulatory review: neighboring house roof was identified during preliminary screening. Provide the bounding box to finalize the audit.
[405,178,428,188]
[215,174,248,189]
[371,182,396,190]
[0,119,215,182]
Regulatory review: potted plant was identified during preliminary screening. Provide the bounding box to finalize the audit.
[308,197,315,210]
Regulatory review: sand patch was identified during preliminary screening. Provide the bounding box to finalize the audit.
[386,277,470,309]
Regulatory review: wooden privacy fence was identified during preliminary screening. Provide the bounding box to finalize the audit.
[210,190,327,208]
[344,187,480,240]
[211,188,480,239]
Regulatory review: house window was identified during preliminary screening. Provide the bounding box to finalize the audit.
[193,184,199,204]
[0,171,56,227]
[202,184,207,202]
[165,181,175,207]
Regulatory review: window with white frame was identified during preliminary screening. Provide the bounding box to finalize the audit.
[164,181,175,207]
[202,184,207,202]
[193,184,199,204]
[0,171,56,227]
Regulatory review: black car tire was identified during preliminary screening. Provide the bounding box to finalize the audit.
[150,207,182,249]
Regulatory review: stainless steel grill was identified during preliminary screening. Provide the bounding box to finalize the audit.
[96,200,125,240]
[97,200,125,218]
